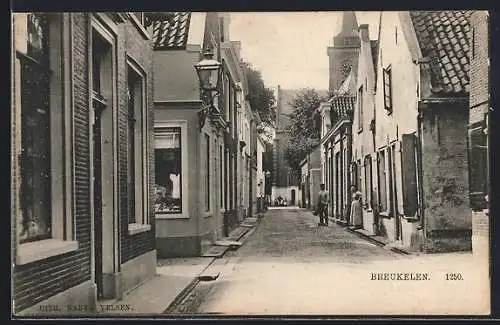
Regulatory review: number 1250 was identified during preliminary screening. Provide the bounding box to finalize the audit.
[445,273,463,280]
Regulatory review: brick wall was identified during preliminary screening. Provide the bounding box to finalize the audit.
[469,11,489,257]
[119,20,156,264]
[13,13,92,313]
[469,11,489,115]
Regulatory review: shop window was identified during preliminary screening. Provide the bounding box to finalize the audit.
[19,13,52,244]
[15,13,77,265]
[154,128,182,214]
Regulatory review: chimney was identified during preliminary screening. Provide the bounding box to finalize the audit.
[219,13,231,42]
[359,24,370,42]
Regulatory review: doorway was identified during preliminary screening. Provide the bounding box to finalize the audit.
[93,103,104,299]
[291,189,296,206]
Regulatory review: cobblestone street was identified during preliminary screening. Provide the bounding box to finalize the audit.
[165,208,488,315]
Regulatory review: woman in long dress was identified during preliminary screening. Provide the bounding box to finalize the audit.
[350,191,363,228]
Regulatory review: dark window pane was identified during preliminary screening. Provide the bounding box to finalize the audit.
[19,55,52,243]
[154,128,182,214]
[27,13,49,63]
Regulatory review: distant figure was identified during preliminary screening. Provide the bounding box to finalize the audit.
[317,184,329,226]
[350,191,363,228]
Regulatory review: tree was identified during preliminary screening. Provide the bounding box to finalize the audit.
[242,61,277,135]
[283,88,328,171]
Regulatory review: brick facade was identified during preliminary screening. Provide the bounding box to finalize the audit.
[12,13,156,314]
[469,11,490,258]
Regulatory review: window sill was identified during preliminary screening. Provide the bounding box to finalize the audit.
[16,239,78,265]
[128,223,151,235]
[155,213,188,220]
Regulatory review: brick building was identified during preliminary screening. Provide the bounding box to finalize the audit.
[468,11,490,258]
[12,13,157,315]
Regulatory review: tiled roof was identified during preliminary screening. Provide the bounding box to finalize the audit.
[330,96,355,117]
[152,12,191,50]
[410,11,473,94]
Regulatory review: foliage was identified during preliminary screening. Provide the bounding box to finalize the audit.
[283,88,328,171]
[241,61,277,129]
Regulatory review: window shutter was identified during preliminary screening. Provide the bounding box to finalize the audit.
[401,134,418,220]
[469,126,488,211]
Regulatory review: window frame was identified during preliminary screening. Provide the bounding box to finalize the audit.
[364,155,373,211]
[126,56,150,235]
[127,12,151,40]
[14,13,78,265]
[204,132,211,214]
[377,148,388,215]
[154,120,189,219]
[383,66,393,114]
[357,85,364,132]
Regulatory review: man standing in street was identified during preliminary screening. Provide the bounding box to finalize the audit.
[317,183,329,226]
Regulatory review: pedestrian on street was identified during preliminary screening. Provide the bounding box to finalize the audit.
[317,183,329,226]
[350,191,363,229]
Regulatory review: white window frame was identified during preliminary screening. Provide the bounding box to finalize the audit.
[127,12,150,40]
[154,120,189,219]
[126,56,150,235]
[13,13,78,265]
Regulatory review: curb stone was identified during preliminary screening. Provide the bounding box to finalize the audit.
[346,227,411,255]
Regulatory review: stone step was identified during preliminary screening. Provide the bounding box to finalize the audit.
[201,245,228,258]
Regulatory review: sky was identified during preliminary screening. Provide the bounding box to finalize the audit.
[229,11,380,91]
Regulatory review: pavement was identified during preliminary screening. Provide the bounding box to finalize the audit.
[185,208,489,315]
[96,216,261,316]
[97,208,489,316]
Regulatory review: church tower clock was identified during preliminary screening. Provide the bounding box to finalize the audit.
[327,11,361,94]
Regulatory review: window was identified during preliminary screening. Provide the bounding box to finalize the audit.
[205,134,210,212]
[357,159,362,194]
[364,155,373,210]
[383,66,393,113]
[127,61,147,227]
[388,144,398,216]
[15,13,77,264]
[220,145,224,207]
[19,13,52,243]
[357,86,364,131]
[154,128,182,214]
[469,124,488,211]
[378,150,388,212]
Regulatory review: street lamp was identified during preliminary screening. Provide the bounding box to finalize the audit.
[194,48,222,130]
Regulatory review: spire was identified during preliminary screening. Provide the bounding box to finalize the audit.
[337,11,359,37]
[333,11,360,48]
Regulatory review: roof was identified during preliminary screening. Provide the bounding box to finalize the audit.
[330,96,355,117]
[409,11,473,94]
[152,12,191,50]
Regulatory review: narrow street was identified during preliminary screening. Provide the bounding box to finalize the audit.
[169,207,404,315]
[166,207,487,315]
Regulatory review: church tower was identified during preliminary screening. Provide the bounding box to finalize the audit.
[327,11,361,94]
